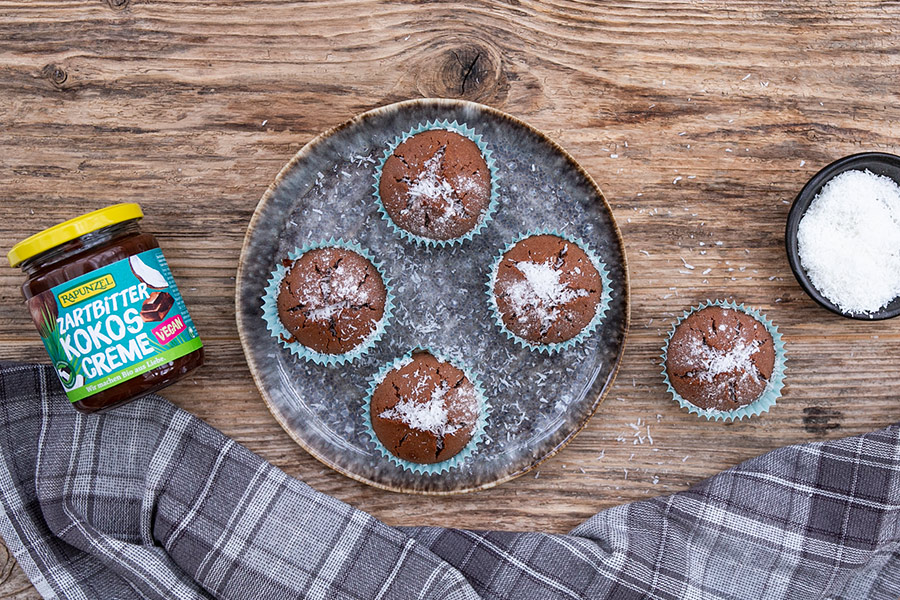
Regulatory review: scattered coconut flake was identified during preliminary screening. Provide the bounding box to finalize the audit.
[295,257,374,323]
[352,154,376,167]
[401,148,485,237]
[742,73,752,81]
[797,169,900,314]
[502,259,589,331]
[683,332,764,388]
[379,382,466,437]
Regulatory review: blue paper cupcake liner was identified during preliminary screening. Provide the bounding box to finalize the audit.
[485,230,613,355]
[361,348,490,475]
[660,299,787,422]
[372,119,499,248]
[261,238,394,367]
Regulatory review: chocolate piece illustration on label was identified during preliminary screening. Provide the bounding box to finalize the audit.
[140,291,174,322]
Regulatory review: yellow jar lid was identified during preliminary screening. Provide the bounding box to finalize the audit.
[8,203,144,267]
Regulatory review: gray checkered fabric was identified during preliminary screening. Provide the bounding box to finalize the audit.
[0,362,897,599]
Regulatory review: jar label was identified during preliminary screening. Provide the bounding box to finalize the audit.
[27,249,202,402]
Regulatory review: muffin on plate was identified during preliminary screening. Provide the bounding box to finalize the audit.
[262,240,392,366]
[277,246,386,354]
[367,351,484,470]
[489,232,610,353]
[376,122,496,245]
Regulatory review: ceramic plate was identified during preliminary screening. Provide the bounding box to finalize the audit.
[236,99,629,494]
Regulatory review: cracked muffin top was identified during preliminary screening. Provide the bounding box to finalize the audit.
[665,306,775,411]
[276,247,386,355]
[493,234,602,345]
[370,351,480,465]
[379,129,491,241]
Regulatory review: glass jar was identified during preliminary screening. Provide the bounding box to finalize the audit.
[8,204,203,413]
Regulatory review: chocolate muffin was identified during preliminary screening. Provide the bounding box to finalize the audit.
[493,234,602,345]
[665,306,775,411]
[379,129,491,241]
[370,352,480,465]
[276,247,386,355]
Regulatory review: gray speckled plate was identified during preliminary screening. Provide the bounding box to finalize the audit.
[236,99,629,494]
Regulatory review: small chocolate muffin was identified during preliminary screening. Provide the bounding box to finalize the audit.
[379,129,491,241]
[370,352,480,465]
[276,247,386,354]
[665,306,775,411]
[493,234,602,345]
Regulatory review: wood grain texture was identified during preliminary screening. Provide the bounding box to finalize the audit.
[2,0,900,594]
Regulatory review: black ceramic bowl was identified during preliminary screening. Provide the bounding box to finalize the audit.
[785,152,900,321]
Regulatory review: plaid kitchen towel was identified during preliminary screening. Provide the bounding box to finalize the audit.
[0,362,897,600]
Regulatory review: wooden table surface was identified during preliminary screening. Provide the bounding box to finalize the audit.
[3,0,900,595]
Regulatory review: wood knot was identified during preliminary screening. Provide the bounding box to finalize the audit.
[0,542,14,587]
[41,64,68,88]
[415,42,508,104]
[803,406,842,435]
[104,0,129,9]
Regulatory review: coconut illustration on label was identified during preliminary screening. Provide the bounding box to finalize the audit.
[129,255,167,289]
